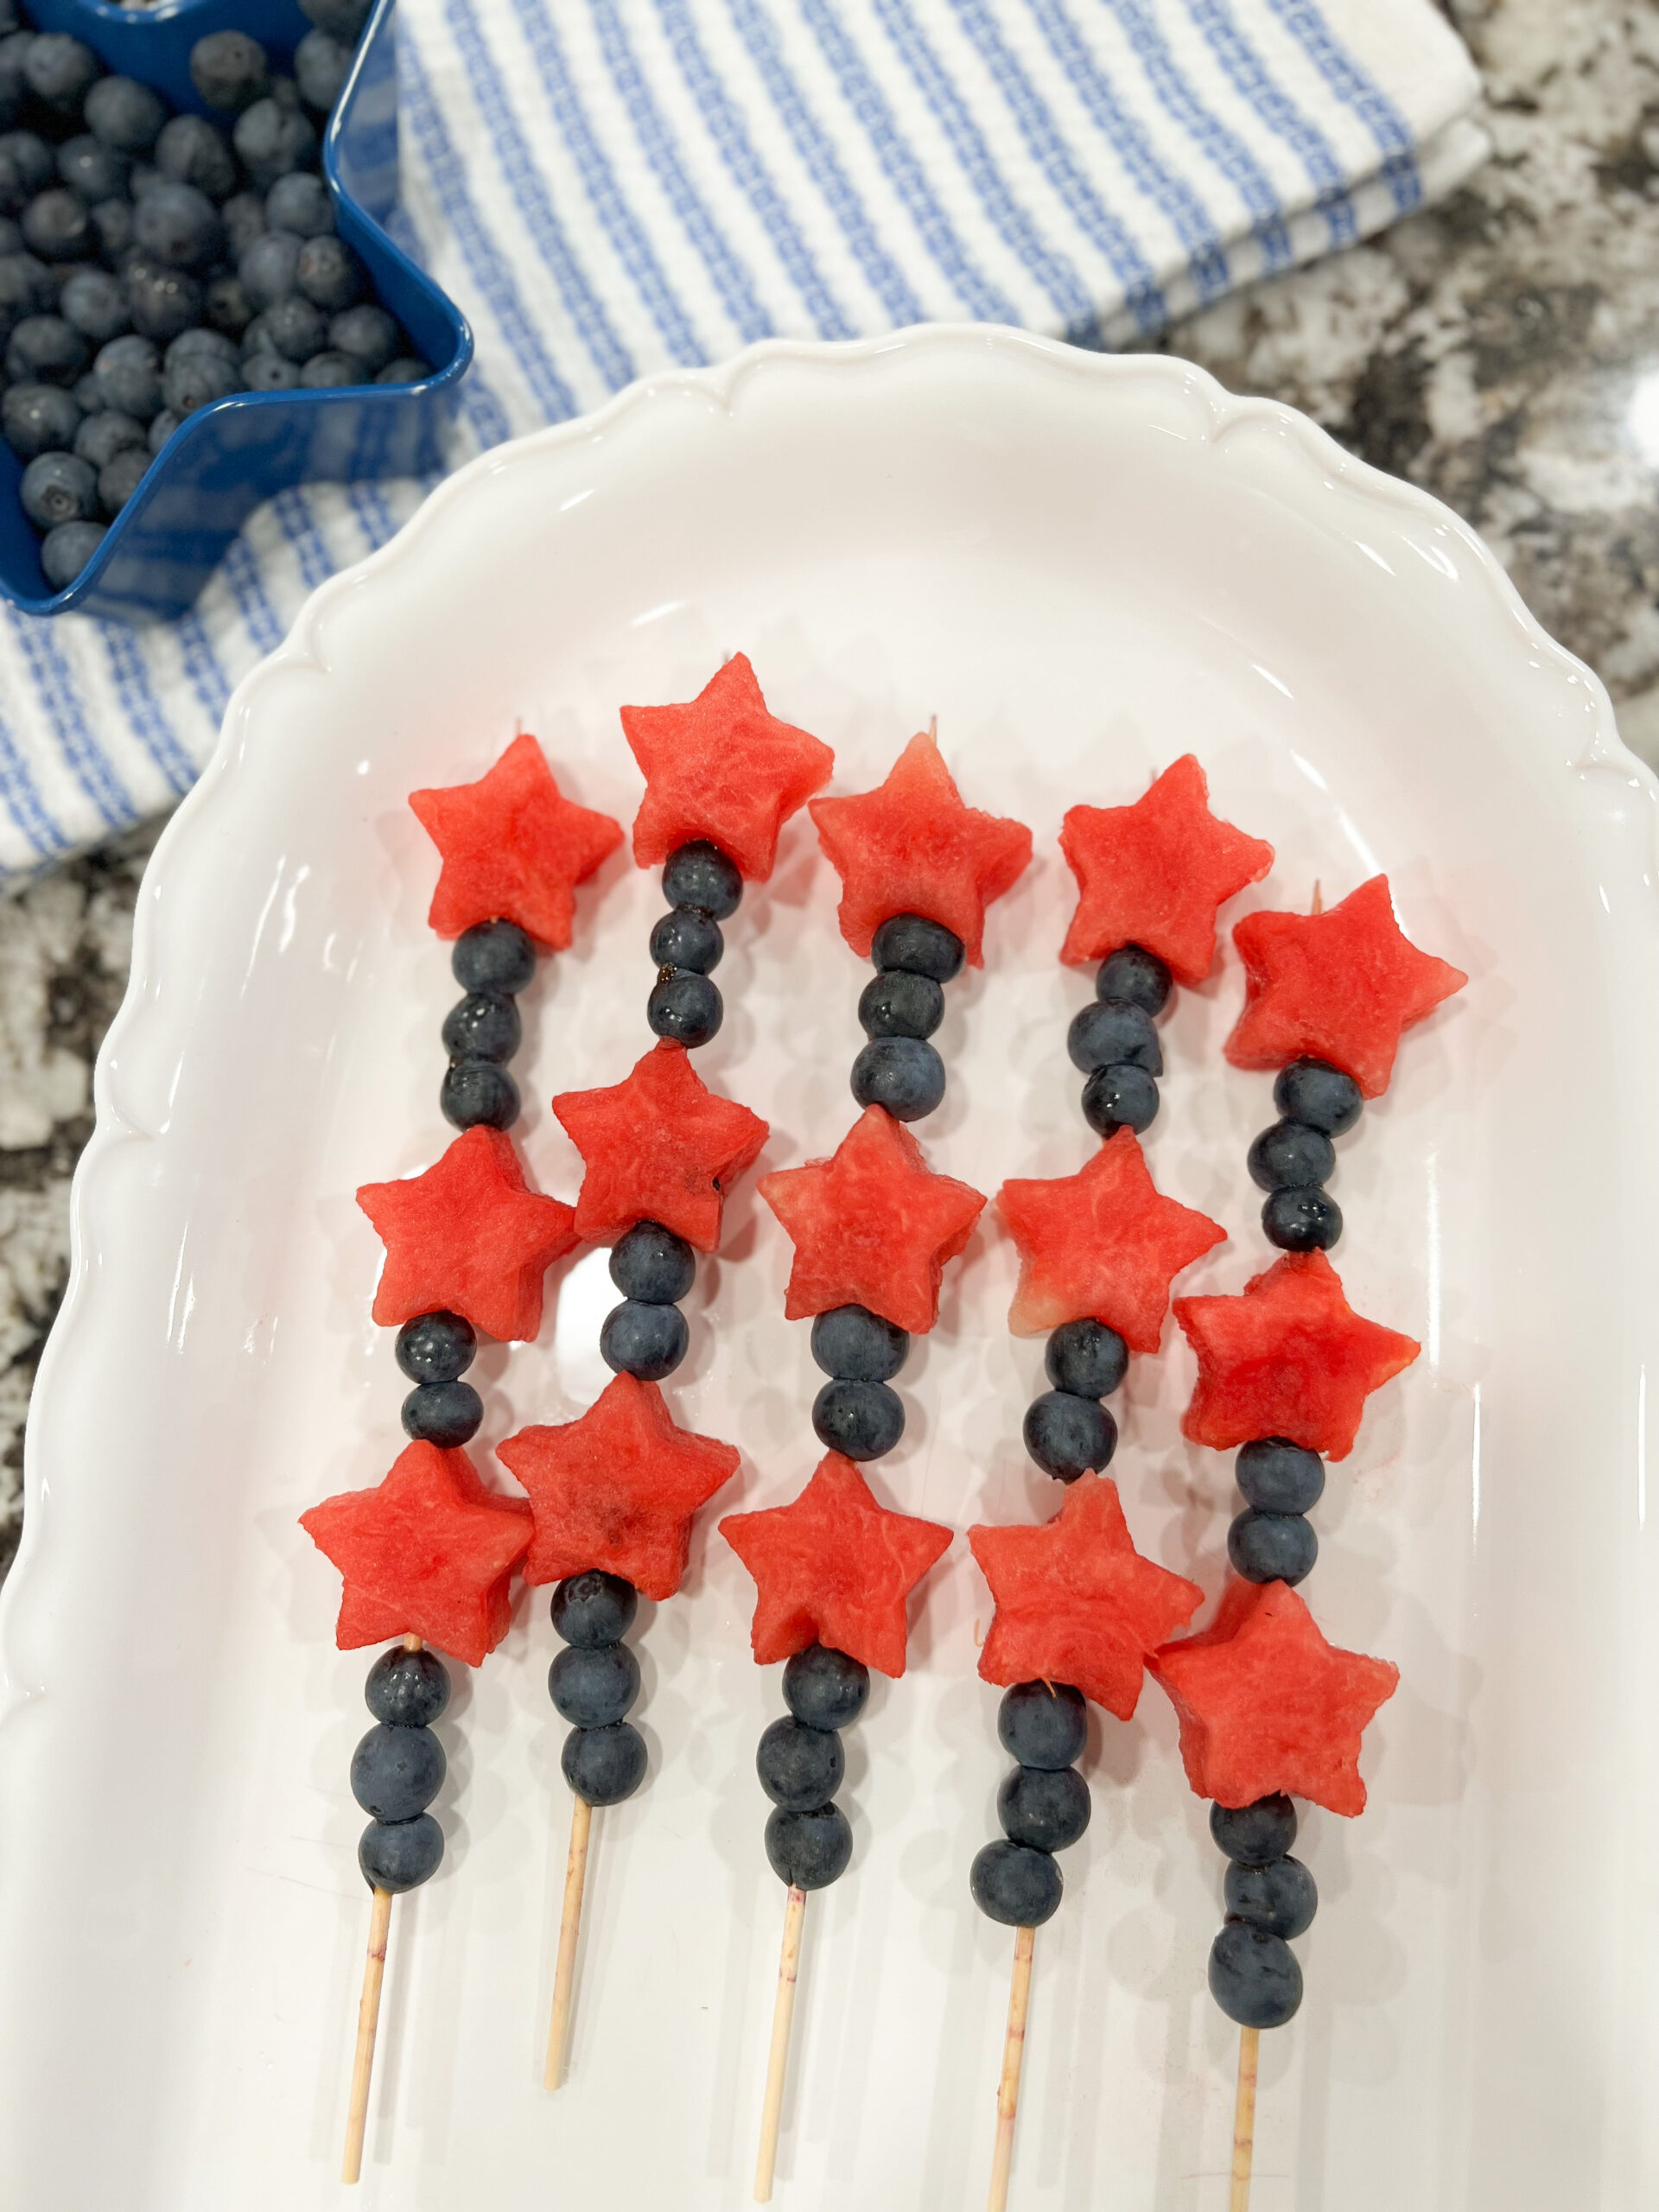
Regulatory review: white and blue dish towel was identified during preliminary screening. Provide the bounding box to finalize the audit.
[0,0,1484,883]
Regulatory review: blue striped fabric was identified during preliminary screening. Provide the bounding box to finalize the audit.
[0,0,1481,882]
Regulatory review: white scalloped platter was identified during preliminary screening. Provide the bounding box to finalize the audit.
[6,327,1658,2212]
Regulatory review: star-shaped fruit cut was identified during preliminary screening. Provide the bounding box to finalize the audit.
[621,652,835,880]
[358,1125,579,1342]
[758,1105,987,1335]
[552,1041,769,1253]
[720,1453,952,1677]
[1225,874,1467,1098]
[1058,754,1274,982]
[1149,1577,1399,1815]
[997,1128,1225,1353]
[408,733,622,948]
[809,730,1033,967]
[497,1373,739,1601]
[300,1442,531,1668]
[969,1475,1203,1720]
[1173,1248,1419,1462]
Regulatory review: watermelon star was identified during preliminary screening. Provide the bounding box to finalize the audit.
[409,732,622,948]
[809,730,1033,967]
[358,1125,580,1342]
[498,1373,740,1600]
[1225,874,1467,1097]
[1173,1248,1419,1461]
[1059,754,1274,982]
[1150,1578,1399,1815]
[301,1441,532,1667]
[553,1041,770,1252]
[969,1475,1204,1719]
[758,1105,988,1335]
[621,652,835,880]
[997,1128,1226,1353]
[720,1454,952,1677]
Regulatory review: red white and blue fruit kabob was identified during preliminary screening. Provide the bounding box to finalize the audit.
[968,758,1272,2209]
[721,727,1030,2200]
[299,734,620,2181]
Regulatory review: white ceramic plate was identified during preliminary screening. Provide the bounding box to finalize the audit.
[6,327,1657,2212]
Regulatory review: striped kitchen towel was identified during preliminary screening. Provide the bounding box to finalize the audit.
[0,0,1484,882]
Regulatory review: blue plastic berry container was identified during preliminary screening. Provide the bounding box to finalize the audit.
[0,0,473,622]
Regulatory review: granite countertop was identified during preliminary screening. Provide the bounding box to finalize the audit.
[2,0,1656,1578]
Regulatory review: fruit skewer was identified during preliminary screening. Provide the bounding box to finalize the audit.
[302,735,620,2180]
[969,758,1272,2209]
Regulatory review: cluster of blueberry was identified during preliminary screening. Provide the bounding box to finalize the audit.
[1069,939,1172,1142]
[439,916,536,1133]
[1246,1057,1360,1255]
[849,908,961,1123]
[0,0,429,587]
[547,1570,648,1808]
[756,1643,868,1889]
[351,1641,450,1893]
[1207,1796,1318,2029]
[969,1682,1091,1927]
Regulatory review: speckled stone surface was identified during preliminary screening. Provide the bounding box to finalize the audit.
[3,0,1656,1574]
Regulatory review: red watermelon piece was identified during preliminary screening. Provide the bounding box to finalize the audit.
[997,1128,1225,1353]
[300,1441,531,1667]
[1058,755,1273,983]
[357,1126,579,1343]
[1173,1248,1419,1461]
[409,733,621,948]
[1225,874,1467,1097]
[621,653,835,880]
[720,1453,952,1677]
[969,1474,1203,1719]
[552,1041,770,1253]
[808,730,1032,966]
[1150,1578,1399,1815]
[757,1105,987,1335]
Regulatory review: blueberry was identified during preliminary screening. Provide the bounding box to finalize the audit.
[782,1643,869,1731]
[871,912,963,982]
[1044,1318,1128,1399]
[188,30,270,114]
[1247,1119,1335,1193]
[87,198,132,262]
[1211,1794,1297,1865]
[0,247,46,332]
[550,1569,638,1649]
[400,1379,484,1447]
[136,182,222,272]
[441,990,519,1063]
[1235,1439,1324,1516]
[23,35,98,117]
[969,1840,1062,1927]
[263,291,326,361]
[810,1304,907,1383]
[40,518,103,587]
[647,969,721,1046]
[562,1719,646,1806]
[608,1220,695,1306]
[375,356,430,386]
[599,1299,689,1382]
[167,326,240,370]
[233,97,317,190]
[146,407,181,455]
[60,268,126,343]
[365,1643,450,1728]
[1023,1390,1116,1481]
[851,1036,944,1122]
[57,137,128,206]
[1224,1855,1317,1941]
[394,1309,475,1382]
[350,1721,445,1821]
[302,0,372,41]
[661,839,741,918]
[266,168,332,237]
[164,350,243,415]
[997,1764,1090,1853]
[358,1812,443,1892]
[452,918,535,994]
[241,350,298,391]
[204,273,253,339]
[1067,998,1161,1077]
[1208,1921,1302,2029]
[765,1802,852,1891]
[1273,1058,1363,1137]
[0,130,50,198]
[3,378,79,458]
[93,332,161,418]
[20,449,95,529]
[1262,1187,1342,1253]
[75,407,143,468]
[858,968,944,1039]
[756,1716,843,1811]
[156,116,238,204]
[1081,1062,1159,1137]
[440,1059,518,1131]
[84,77,166,156]
[296,27,352,112]
[649,906,722,974]
[126,262,202,343]
[1228,1508,1317,1586]
[1096,944,1172,1015]
[300,346,355,391]
[549,1642,640,1728]
[70,369,103,415]
[997,1681,1087,1770]
[220,191,266,258]
[295,232,364,311]
[7,312,86,385]
[811,1376,904,1460]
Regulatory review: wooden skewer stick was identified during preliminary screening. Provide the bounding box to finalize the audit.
[753,1885,807,2202]
[544,1794,594,2089]
[1229,2025,1260,2212]
[985,1923,1036,2212]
